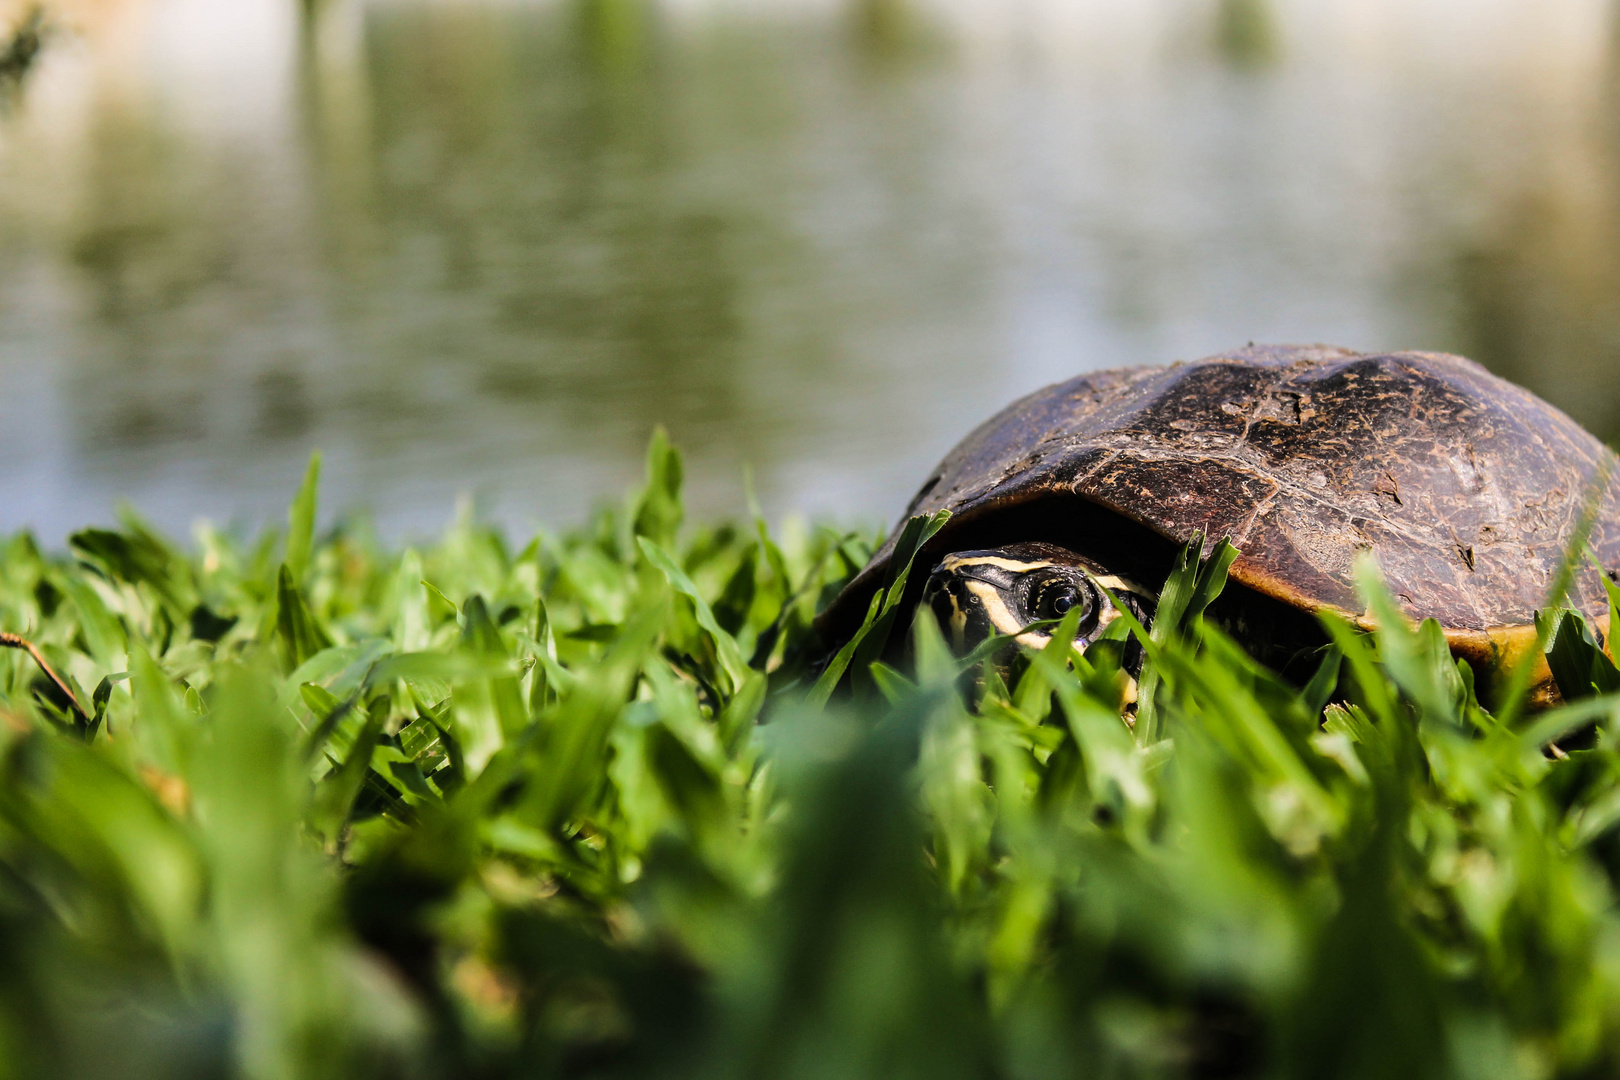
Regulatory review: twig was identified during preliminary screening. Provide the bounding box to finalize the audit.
[0,631,88,720]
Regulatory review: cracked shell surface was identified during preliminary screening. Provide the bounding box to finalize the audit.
[827,345,1620,661]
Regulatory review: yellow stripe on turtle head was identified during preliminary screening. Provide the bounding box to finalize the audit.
[961,580,1029,638]
[939,553,1057,574]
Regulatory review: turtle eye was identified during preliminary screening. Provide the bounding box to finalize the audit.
[1029,575,1093,624]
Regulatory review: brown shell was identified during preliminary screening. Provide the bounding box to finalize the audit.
[824,344,1620,670]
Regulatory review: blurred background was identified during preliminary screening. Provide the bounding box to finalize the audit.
[0,0,1616,540]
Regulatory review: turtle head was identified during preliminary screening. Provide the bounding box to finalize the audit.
[921,542,1155,654]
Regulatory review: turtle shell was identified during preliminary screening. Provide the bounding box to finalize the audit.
[822,344,1620,670]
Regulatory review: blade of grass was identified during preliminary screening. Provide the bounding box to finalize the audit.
[1498,457,1612,726]
[285,451,321,582]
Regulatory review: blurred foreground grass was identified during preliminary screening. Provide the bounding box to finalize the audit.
[4,436,1620,1079]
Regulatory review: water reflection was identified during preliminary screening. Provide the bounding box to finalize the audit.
[0,0,1618,539]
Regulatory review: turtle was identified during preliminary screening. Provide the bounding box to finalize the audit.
[817,344,1620,697]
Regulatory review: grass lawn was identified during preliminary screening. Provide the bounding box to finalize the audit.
[1,435,1619,1080]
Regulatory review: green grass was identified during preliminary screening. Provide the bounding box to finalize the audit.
[2,434,1620,1079]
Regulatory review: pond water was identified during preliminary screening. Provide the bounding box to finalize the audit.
[1,0,1618,540]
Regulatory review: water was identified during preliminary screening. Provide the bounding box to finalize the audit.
[1,0,1617,541]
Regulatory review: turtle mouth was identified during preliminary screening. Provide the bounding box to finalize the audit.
[923,567,986,651]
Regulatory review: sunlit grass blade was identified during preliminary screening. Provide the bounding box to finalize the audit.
[285,451,321,582]
[1498,457,1612,725]
[1301,645,1343,720]
[1133,533,1238,742]
[1354,555,1468,726]
[275,565,333,672]
[638,536,749,693]
[632,425,684,549]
